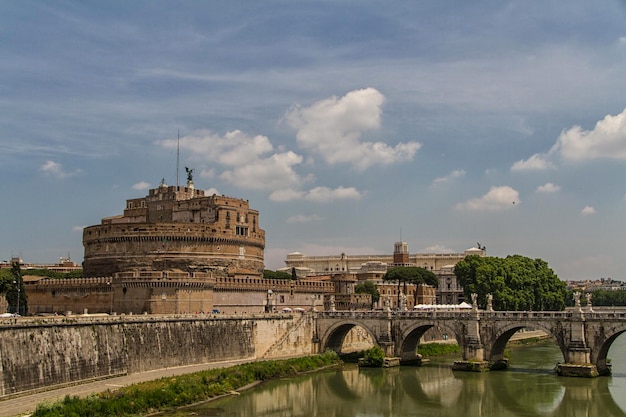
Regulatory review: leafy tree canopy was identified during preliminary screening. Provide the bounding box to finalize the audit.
[355,281,381,304]
[263,270,293,280]
[383,266,438,287]
[19,269,83,279]
[454,255,567,311]
[581,289,626,307]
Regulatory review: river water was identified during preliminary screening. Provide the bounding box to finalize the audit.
[161,339,626,417]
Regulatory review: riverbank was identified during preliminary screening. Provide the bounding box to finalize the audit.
[30,352,341,417]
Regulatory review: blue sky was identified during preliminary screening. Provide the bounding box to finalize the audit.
[2,1,626,280]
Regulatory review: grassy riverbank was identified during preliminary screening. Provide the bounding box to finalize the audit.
[418,342,461,357]
[31,352,341,417]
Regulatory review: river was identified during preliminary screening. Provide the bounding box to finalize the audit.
[160,338,626,417]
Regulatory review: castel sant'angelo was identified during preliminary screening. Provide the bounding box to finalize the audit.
[28,173,334,315]
[82,176,265,278]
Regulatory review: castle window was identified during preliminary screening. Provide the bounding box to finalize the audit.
[236,226,248,236]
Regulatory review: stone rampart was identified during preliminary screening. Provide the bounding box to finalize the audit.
[0,314,310,398]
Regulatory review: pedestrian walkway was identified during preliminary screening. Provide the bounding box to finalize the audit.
[0,357,255,417]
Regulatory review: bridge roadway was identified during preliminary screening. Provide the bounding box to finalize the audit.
[314,307,626,376]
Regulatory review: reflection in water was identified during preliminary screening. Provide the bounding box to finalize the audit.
[162,342,626,417]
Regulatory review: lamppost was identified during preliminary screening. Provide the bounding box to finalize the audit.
[107,281,113,314]
[13,279,20,316]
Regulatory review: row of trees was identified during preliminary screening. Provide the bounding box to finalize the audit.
[454,255,567,311]
[354,266,439,308]
[566,289,626,307]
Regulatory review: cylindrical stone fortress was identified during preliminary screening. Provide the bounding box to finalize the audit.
[83,180,265,277]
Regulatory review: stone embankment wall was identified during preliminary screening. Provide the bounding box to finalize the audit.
[0,314,312,398]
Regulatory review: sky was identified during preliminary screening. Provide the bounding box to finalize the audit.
[1,1,626,281]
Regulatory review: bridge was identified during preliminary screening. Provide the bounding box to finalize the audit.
[313,306,626,376]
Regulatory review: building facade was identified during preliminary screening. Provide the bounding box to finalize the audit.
[284,243,486,306]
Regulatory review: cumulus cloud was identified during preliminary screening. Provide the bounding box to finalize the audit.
[40,160,81,178]
[204,187,219,196]
[536,183,561,193]
[286,214,324,224]
[511,154,555,172]
[432,169,465,186]
[456,186,520,211]
[220,151,305,190]
[132,181,151,190]
[270,186,363,202]
[284,88,422,170]
[581,206,596,216]
[423,244,455,253]
[512,108,626,171]
[160,130,306,191]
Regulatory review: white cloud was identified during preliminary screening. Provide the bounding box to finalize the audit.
[205,187,219,196]
[511,153,555,172]
[284,88,422,170]
[456,186,520,212]
[423,244,455,253]
[536,183,561,193]
[512,108,626,170]
[432,169,465,186]
[286,214,324,224]
[199,168,215,179]
[552,108,626,161]
[581,206,596,216]
[270,186,363,202]
[160,130,306,191]
[132,181,151,190]
[72,226,85,232]
[40,160,81,178]
[220,151,305,190]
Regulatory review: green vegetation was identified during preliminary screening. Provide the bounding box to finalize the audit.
[360,346,385,367]
[263,269,293,280]
[22,268,83,279]
[454,255,567,311]
[417,343,461,357]
[32,352,341,417]
[565,289,626,307]
[1,262,28,315]
[355,281,380,306]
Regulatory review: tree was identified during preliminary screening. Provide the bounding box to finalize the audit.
[454,255,567,311]
[6,262,27,315]
[355,281,380,308]
[263,269,293,280]
[383,266,438,307]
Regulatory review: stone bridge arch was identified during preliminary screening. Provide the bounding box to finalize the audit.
[588,322,626,376]
[395,321,464,363]
[318,319,378,354]
[482,320,568,368]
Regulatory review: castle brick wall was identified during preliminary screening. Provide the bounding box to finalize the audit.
[26,276,334,315]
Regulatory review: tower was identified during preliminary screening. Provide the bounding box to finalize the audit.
[393,241,410,266]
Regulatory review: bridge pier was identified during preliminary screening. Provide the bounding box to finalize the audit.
[452,317,489,372]
[556,313,599,377]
